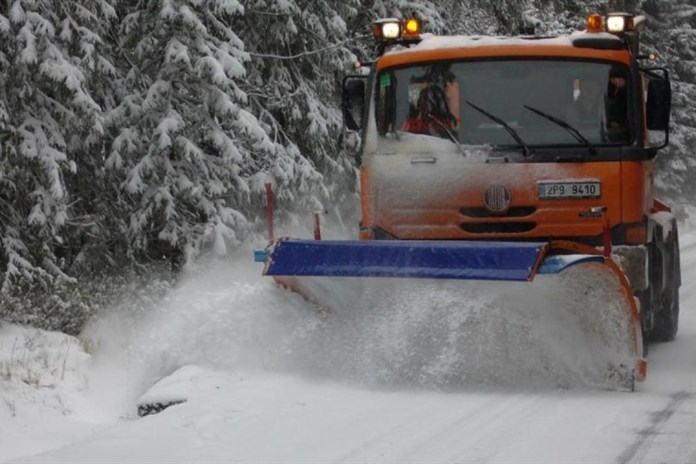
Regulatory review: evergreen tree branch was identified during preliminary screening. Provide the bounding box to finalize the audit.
[247,36,363,61]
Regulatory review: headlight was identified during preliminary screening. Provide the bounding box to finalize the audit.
[382,22,401,39]
[373,19,401,40]
[606,15,626,33]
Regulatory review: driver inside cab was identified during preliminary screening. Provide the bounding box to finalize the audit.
[401,85,457,136]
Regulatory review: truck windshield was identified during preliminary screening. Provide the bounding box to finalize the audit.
[375,59,631,152]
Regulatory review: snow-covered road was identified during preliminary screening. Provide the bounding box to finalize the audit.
[3,230,696,463]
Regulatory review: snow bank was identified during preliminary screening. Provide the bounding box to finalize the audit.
[0,324,100,461]
[0,324,89,415]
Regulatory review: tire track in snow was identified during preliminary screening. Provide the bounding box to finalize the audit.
[616,391,693,464]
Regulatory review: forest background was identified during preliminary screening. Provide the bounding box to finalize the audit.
[0,0,694,333]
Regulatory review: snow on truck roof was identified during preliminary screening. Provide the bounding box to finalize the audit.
[393,33,577,50]
[377,31,629,69]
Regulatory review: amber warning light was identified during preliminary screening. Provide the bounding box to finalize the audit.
[586,13,603,33]
[403,18,421,37]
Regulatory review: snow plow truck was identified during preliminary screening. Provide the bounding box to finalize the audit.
[256,13,679,389]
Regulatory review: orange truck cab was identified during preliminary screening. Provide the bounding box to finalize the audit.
[342,13,680,347]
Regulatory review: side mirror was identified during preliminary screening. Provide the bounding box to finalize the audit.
[342,76,367,131]
[646,78,671,131]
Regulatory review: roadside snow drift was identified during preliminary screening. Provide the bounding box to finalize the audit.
[0,324,98,461]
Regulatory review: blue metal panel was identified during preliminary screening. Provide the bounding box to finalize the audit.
[254,249,269,263]
[263,239,548,281]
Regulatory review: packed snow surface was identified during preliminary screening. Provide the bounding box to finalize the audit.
[2,230,696,463]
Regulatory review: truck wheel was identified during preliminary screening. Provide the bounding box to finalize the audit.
[651,236,680,342]
[637,288,652,357]
[652,283,679,341]
[653,289,679,342]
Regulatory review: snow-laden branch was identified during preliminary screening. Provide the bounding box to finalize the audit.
[247,36,362,61]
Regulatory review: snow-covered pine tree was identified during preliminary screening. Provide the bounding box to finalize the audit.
[0,0,115,332]
[107,0,286,265]
[1,0,74,291]
[57,0,122,276]
[236,0,364,234]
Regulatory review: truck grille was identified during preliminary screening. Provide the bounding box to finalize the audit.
[460,207,536,218]
[460,222,537,233]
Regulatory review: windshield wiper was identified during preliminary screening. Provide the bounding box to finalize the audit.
[523,105,598,156]
[465,100,531,157]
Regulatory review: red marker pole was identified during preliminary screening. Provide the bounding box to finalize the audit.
[265,182,274,242]
[313,212,322,240]
[602,212,612,258]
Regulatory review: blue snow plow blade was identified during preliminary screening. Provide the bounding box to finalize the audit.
[258,239,550,281]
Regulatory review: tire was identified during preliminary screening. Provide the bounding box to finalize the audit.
[637,288,652,357]
[652,290,679,342]
[651,229,680,342]
[637,238,659,356]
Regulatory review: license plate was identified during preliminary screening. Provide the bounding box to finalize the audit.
[538,181,601,199]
